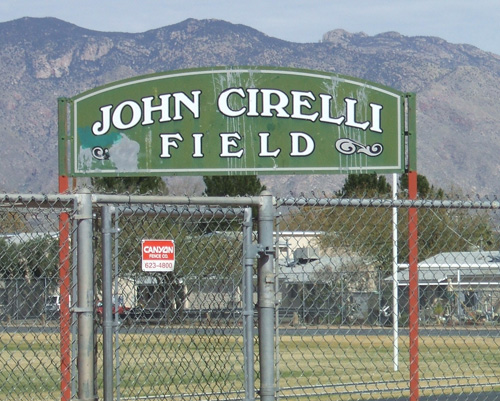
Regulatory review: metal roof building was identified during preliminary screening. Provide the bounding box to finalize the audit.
[395,251,500,286]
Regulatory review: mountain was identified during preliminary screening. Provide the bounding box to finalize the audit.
[1,17,500,196]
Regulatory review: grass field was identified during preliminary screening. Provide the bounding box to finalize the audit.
[1,329,500,400]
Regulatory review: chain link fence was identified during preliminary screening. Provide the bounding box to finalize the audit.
[274,195,500,400]
[1,192,500,400]
[0,194,76,401]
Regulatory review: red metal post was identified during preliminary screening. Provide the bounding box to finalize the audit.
[408,171,419,400]
[58,175,71,401]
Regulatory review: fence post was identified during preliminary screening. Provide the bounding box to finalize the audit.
[58,176,71,401]
[101,205,114,401]
[76,188,96,401]
[257,191,275,401]
[242,207,255,401]
[408,171,419,401]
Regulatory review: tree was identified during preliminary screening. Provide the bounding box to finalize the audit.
[91,176,167,194]
[0,236,59,281]
[281,173,500,276]
[203,175,266,197]
[202,175,266,232]
[337,173,391,197]
[399,173,443,198]
[306,260,376,325]
[0,238,15,279]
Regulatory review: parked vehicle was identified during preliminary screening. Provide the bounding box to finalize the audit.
[45,295,61,319]
[45,294,72,319]
[95,296,130,322]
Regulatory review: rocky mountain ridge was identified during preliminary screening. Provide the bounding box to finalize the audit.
[1,17,500,195]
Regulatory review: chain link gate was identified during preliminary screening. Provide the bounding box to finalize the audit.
[94,198,262,401]
[2,191,500,401]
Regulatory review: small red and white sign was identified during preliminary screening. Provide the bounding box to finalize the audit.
[141,239,175,272]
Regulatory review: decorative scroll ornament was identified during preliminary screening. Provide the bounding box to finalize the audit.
[92,146,110,160]
[335,138,383,157]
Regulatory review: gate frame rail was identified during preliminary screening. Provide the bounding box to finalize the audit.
[82,190,273,401]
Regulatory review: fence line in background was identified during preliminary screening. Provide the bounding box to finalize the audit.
[1,192,500,401]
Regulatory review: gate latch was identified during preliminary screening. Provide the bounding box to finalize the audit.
[247,244,274,259]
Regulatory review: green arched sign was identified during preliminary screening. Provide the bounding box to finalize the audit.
[59,66,416,177]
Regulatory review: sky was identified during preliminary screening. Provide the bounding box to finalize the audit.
[1,0,500,55]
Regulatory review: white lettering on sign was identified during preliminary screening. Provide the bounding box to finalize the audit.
[143,246,175,253]
[159,133,183,158]
[290,132,315,157]
[89,86,385,163]
[92,87,383,136]
[92,90,201,136]
[158,131,317,159]
[215,87,383,131]
[258,133,281,157]
[220,133,244,158]
[142,239,175,272]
